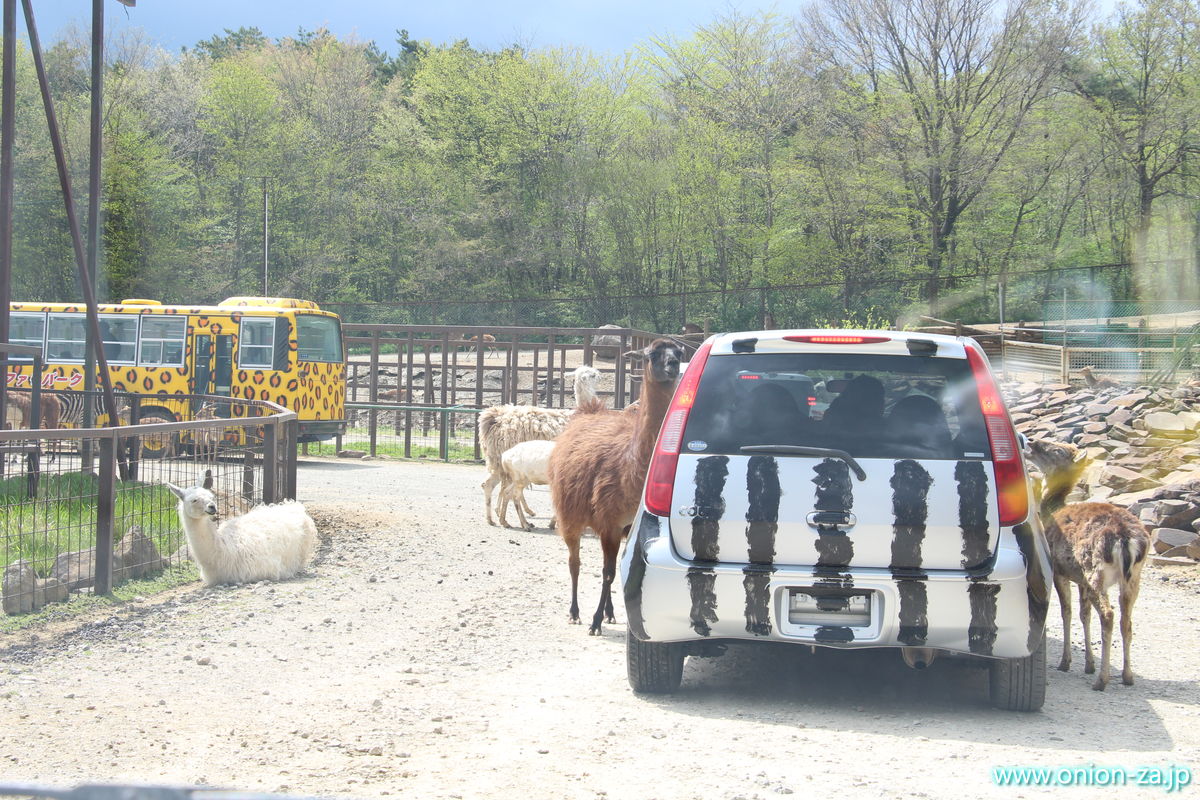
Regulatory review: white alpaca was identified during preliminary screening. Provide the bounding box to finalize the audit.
[479,365,601,525]
[166,482,317,586]
[496,439,556,531]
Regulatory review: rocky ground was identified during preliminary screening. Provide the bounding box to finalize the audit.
[0,456,1197,799]
[1009,379,1200,571]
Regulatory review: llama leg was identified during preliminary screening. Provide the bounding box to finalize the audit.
[1090,577,1114,691]
[496,485,511,528]
[519,489,535,518]
[1079,583,1096,675]
[589,531,621,635]
[513,485,532,532]
[1119,576,1139,686]
[482,471,500,526]
[1053,574,1072,671]
[564,530,581,624]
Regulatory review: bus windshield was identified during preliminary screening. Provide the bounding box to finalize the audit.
[295,315,343,363]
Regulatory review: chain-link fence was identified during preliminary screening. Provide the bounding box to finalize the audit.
[1,394,298,620]
[323,260,1197,333]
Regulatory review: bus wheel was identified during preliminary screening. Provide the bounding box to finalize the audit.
[138,415,177,460]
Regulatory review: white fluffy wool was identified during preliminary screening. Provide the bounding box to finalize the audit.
[478,366,602,526]
[497,439,556,529]
[168,484,317,586]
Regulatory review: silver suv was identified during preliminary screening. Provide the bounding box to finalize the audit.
[621,330,1053,710]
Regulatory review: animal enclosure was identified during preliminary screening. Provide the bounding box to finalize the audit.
[310,324,670,460]
[0,394,300,619]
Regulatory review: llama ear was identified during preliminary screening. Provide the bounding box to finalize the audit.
[164,482,186,501]
[203,469,214,490]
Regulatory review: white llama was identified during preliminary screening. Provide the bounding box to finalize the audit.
[166,482,317,586]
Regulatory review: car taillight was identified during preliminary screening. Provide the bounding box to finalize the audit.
[784,335,891,345]
[965,344,1028,526]
[644,340,714,517]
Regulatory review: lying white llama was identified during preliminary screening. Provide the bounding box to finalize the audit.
[167,482,317,586]
[479,365,601,526]
[496,439,557,531]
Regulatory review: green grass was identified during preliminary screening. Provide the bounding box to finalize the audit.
[0,473,181,575]
[306,426,479,462]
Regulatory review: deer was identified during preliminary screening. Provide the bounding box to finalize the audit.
[1024,437,1150,690]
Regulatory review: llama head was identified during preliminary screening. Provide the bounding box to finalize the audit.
[573,365,600,386]
[165,482,218,519]
[637,339,683,385]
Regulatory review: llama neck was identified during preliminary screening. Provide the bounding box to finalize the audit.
[632,378,676,462]
[182,513,220,565]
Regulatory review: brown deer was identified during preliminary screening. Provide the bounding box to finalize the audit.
[1024,438,1150,690]
[548,339,684,634]
[467,333,497,356]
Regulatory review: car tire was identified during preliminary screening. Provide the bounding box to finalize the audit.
[626,629,684,694]
[989,631,1047,712]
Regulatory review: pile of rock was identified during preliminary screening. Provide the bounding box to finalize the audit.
[1006,379,1200,566]
[2,525,170,615]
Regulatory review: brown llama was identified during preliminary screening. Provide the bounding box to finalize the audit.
[1025,437,1150,690]
[549,338,684,634]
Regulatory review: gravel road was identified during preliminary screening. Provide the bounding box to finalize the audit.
[1,457,1198,799]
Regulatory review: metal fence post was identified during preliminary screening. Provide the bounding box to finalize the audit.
[242,447,255,502]
[369,330,380,456]
[263,422,278,503]
[94,436,116,595]
[285,418,298,500]
[440,408,449,461]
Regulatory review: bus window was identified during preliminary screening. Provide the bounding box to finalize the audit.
[100,315,137,363]
[10,313,45,360]
[239,318,276,368]
[295,315,342,362]
[138,317,186,366]
[47,314,87,361]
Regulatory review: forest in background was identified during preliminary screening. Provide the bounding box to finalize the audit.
[5,0,1200,331]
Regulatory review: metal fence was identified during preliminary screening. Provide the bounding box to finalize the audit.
[999,335,1197,384]
[305,323,669,461]
[0,394,298,617]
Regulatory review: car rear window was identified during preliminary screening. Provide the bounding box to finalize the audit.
[683,352,991,460]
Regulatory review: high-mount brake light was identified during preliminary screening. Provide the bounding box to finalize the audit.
[644,340,714,517]
[965,344,1028,526]
[784,335,891,345]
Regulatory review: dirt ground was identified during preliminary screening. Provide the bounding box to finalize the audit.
[1,457,1198,799]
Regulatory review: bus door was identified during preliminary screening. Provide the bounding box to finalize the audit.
[192,334,214,411]
[192,333,234,417]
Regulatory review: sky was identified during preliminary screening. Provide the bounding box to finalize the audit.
[33,0,797,56]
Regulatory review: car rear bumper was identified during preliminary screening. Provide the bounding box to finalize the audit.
[622,511,1051,660]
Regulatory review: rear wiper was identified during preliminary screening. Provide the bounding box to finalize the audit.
[738,445,867,481]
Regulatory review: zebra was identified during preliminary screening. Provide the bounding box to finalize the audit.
[50,392,130,429]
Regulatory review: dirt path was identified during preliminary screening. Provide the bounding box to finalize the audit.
[1,458,1198,799]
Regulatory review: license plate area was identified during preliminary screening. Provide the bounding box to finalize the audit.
[788,588,873,627]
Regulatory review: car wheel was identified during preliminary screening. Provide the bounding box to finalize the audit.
[626,629,684,694]
[989,631,1047,712]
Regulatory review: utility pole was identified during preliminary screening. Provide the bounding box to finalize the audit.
[258,176,270,296]
[0,0,15,437]
[79,0,107,469]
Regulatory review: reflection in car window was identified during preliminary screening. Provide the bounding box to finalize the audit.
[684,352,990,459]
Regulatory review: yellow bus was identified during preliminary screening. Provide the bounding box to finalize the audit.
[5,297,345,443]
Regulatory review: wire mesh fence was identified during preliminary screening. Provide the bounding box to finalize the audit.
[0,394,298,619]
